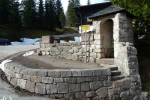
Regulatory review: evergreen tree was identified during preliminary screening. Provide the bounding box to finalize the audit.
[9,0,22,39]
[38,0,44,28]
[74,0,80,7]
[9,1,22,30]
[66,0,78,27]
[87,0,91,5]
[55,0,63,28]
[44,0,56,31]
[23,0,37,28]
[59,10,66,28]
[0,0,10,25]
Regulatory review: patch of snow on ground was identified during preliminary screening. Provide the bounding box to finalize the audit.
[0,59,12,71]
[23,51,34,57]
[11,38,40,46]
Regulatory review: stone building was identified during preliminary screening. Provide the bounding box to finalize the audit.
[75,2,135,76]
[35,2,148,99]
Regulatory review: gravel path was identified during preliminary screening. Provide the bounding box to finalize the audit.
[0,45,57,100]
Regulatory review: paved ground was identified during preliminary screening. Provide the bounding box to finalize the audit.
[0,45,57,100]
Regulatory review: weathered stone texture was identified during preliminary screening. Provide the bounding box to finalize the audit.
[26,81,35,92]
[35,83,46,94]
[17,79,27,89]
[57,83,68,93]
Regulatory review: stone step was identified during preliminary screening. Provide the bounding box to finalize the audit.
[109,66,118,71]
[100,58,114,65]
[111,75,125,81]
[111,71,121,76]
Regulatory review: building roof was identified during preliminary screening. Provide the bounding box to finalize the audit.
[75,2,134,20]
[74,2,112,17]
[75,2,112,9]
[89,5,125,18]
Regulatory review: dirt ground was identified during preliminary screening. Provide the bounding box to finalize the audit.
[12,55,101,70]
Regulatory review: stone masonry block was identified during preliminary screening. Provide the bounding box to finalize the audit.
[30,76,42,82]
[26,81,35,92]
[90,81,103,90]
[93,69,102,76]
[69,84,80,93]
[42,77,53,83]
[81,70,93,76]
[7,70,15,78]
[77,77,86,83]
[122,78,131,86]
[61,70,72,77]
[28,69,38,76]
[10,78,17,86]
[72,70,82,76]
[35,83,46,94]
[129,69,139,75]
[94,40,101,45]
[20,69,29,75]
[101,69,111,75]
[112,80,123,87]
[64,78,76,83]
[57,83,68,93]
[90,52,97,58]
[54,78,64,83]
[17,79,27,89]
[36,70,48,77]
[64,93,76,99]
[86,91,96,97]
[22,75,30,80]
[46,84,57,94]
[13,66,21,73]
[94,49,103,53]
[81,83,90,92]
[48,70,61,77]
[94,34,101,40]
[96,87,108,98]
[15,73,22,79]
[76,92,85,99]
[86,77,98,82]
[41,35,53,44]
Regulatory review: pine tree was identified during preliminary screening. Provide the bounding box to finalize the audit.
[66,0,78,27]
[74,0,80,7]
[0,0,10,25]
[23,0,37,28]
[9,1,22,30]
[38,0,44,28]
[87,0,91,5]
[55,0,63,28]
[44,0,56,31]
[59,10,66,28]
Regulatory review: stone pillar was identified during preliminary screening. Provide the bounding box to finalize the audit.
[114,13,135,76]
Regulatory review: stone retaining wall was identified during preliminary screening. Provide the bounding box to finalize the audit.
[3,62,148,99]
[38,33,105,63]
[4,62,112,99]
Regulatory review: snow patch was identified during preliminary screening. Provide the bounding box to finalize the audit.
[0,60,12,71]
[11,38,40,46]
[23,51,34,57]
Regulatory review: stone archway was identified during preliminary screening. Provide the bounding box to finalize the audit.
[101,19,114,58]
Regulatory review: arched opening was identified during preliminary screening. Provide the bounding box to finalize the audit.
[101,19,114,58]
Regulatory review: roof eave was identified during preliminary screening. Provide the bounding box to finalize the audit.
[89,10,135,19]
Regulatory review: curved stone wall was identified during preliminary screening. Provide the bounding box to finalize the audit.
[4,62,113,99]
